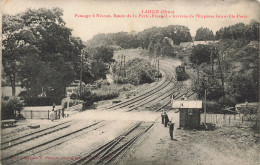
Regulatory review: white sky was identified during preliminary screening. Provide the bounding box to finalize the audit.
[1,0,260,42]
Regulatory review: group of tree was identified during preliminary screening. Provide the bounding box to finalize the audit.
[139,25,192,57]
[194,27,214,41]
[194,20,259,42]
[2,8,84,101]
[189,21,259,112]
[189,44,214,65]
[111,58,156,85]
[86,32,140,49]
[215,20,259,41]
[2,8,114,106]
[82,45,115,83]
[86,25,192,58]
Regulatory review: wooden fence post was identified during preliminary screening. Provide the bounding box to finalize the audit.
[31,110,33,119]
[229,116,231,125]
[216,115,217,124]
[255,118,258,135]
[48,110,49,119]
[242,117,243,123]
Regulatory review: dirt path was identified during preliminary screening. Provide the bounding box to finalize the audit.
[120,120,259,165]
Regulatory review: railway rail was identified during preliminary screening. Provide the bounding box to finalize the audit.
[69,122,154,165]
[109,60,190,111]
[1,121,72,150]
[67,59,195,164]
[1,121,105,165]
[1,121,71,143]
[107,69,169,109]
[108,62,179,111]
[1,59,196,165]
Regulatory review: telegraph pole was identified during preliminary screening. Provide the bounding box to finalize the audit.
[211,47,214,79]
[196,59,200,85]
[123,55,126,77]
[80,52,83,99]
[154,58,156,70]
[118,55,122,77]
[217,49,225,107]
[204,89,207,114]
[157,58,160,81]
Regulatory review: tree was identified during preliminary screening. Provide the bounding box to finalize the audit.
[2,14,38,96]
[246,20,260,41]
[2,8,85,99]
[1,97,24,119]
[137,27,158,49]
[192,78,224,101]
[224,46,259,103]
[189,44,212,65]
[125,58,156,85]
[215,20,259,41]
[84,46,115,81]
[195,27,214,41]
[160,38,175,57]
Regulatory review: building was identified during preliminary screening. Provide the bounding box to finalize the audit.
[179,40,219,49]
[172,100,203,128]
[247,41,259,49]
[179,42,193,49]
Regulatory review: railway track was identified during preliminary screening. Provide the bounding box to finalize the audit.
[127,82,180,111]
[69,122,154,165]
[1,121,72,150]
[107,69,169,109]
[108,62,179,111]
[66,59,192,165]
[1,59,195,165]
[123,65,187,111]
[129,61,195,111]
[66,60,194,164]
[1,121,105,165]
[155,90,195,112]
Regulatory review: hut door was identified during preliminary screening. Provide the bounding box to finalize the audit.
[186,109,193,127]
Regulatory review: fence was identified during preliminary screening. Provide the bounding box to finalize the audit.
[201,113,258,128]
[21,103,83,120]
[66,104,82,112]
[21,109,62,119]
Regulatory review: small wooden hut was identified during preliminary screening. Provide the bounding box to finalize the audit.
[172,100,202,128]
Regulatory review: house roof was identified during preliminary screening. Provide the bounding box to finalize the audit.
[180,42,192,48]
[247,41,259,48]
[172,100,203,109]
[179,40,219,48]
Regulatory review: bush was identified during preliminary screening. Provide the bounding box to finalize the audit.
[190,44,212,65]
[96,79,110,87]
[204,101,223,113]
[113,77,129,84]
[1,97,24,120]
[79,90,95,107]
[21,97,62,106]
[113,58,156,85]
[79,88,119,109]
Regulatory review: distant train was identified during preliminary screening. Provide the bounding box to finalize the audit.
[175,65,189,81]
[155,71,162,78]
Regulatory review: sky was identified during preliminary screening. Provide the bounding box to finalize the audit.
[1,0,260,42]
